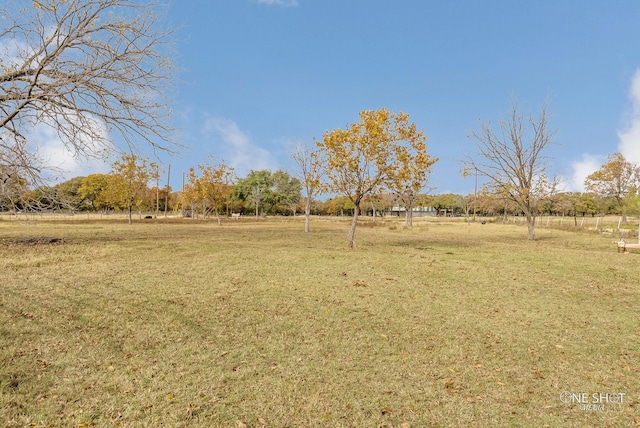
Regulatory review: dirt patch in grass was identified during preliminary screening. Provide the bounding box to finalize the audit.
[3,236,66,245]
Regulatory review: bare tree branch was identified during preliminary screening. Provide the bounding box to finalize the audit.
[465,100,558,240]
[290,143,325,232]
[0,0,179,199]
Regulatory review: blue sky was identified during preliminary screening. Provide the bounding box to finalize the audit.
[65,0,640,195]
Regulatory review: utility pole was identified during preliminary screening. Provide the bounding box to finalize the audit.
[155,163,159,218]
[164,164,170,218]
[473,167,477,222]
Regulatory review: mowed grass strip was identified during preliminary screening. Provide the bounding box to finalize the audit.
[0,218,638,427]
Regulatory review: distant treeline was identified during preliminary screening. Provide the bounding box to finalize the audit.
[0,170,630,219]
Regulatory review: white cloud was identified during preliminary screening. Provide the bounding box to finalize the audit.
[22,112,113,183]
[202,117,277,175]
[618,68,640,163]
[564,153,604,192]
[33,123,111,183]
[256,0,299,6]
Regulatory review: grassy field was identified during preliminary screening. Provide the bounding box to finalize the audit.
[0,216,638,427]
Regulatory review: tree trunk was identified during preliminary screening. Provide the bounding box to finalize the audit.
[526,215,536,240]
[215,207,221,225]
[406,200,414,227]
[503,200,508,223]
[128,205,132,225]
[348,204,360,248]
[304,200,311,233]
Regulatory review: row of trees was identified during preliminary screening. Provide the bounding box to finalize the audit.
[5,168,637,220]
[316,188,639,220]
[182,166,304,222]
[2,146,639,244]
[0,158,304,224]
[7,155,162,225]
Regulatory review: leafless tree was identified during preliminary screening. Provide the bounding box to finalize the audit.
[290,143,324,232]
[0,0,177,193]
[466,100,558,240]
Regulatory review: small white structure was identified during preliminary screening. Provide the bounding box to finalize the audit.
[385,206,437,217]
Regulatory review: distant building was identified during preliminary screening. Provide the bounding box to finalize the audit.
[385,206,437,217]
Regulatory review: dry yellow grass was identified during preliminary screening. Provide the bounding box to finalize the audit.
[0,217,638,427]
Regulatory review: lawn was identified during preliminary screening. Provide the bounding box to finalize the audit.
[0,217,638,427]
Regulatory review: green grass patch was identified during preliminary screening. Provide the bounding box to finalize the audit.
[0,218,638,427]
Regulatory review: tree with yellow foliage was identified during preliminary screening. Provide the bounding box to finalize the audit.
[388,133,438,227]
[316,108,436,248]
[105,154,156,224]
[184,159,235,224]
[584,152,640,223]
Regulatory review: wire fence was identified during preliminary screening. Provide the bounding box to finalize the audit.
[495,214,640,238]
[1,211,639,240]
[0,211,170,222]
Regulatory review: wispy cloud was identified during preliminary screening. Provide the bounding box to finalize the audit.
[202,117,277,176]
[618,68,640,163]
[256,0,299,7]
